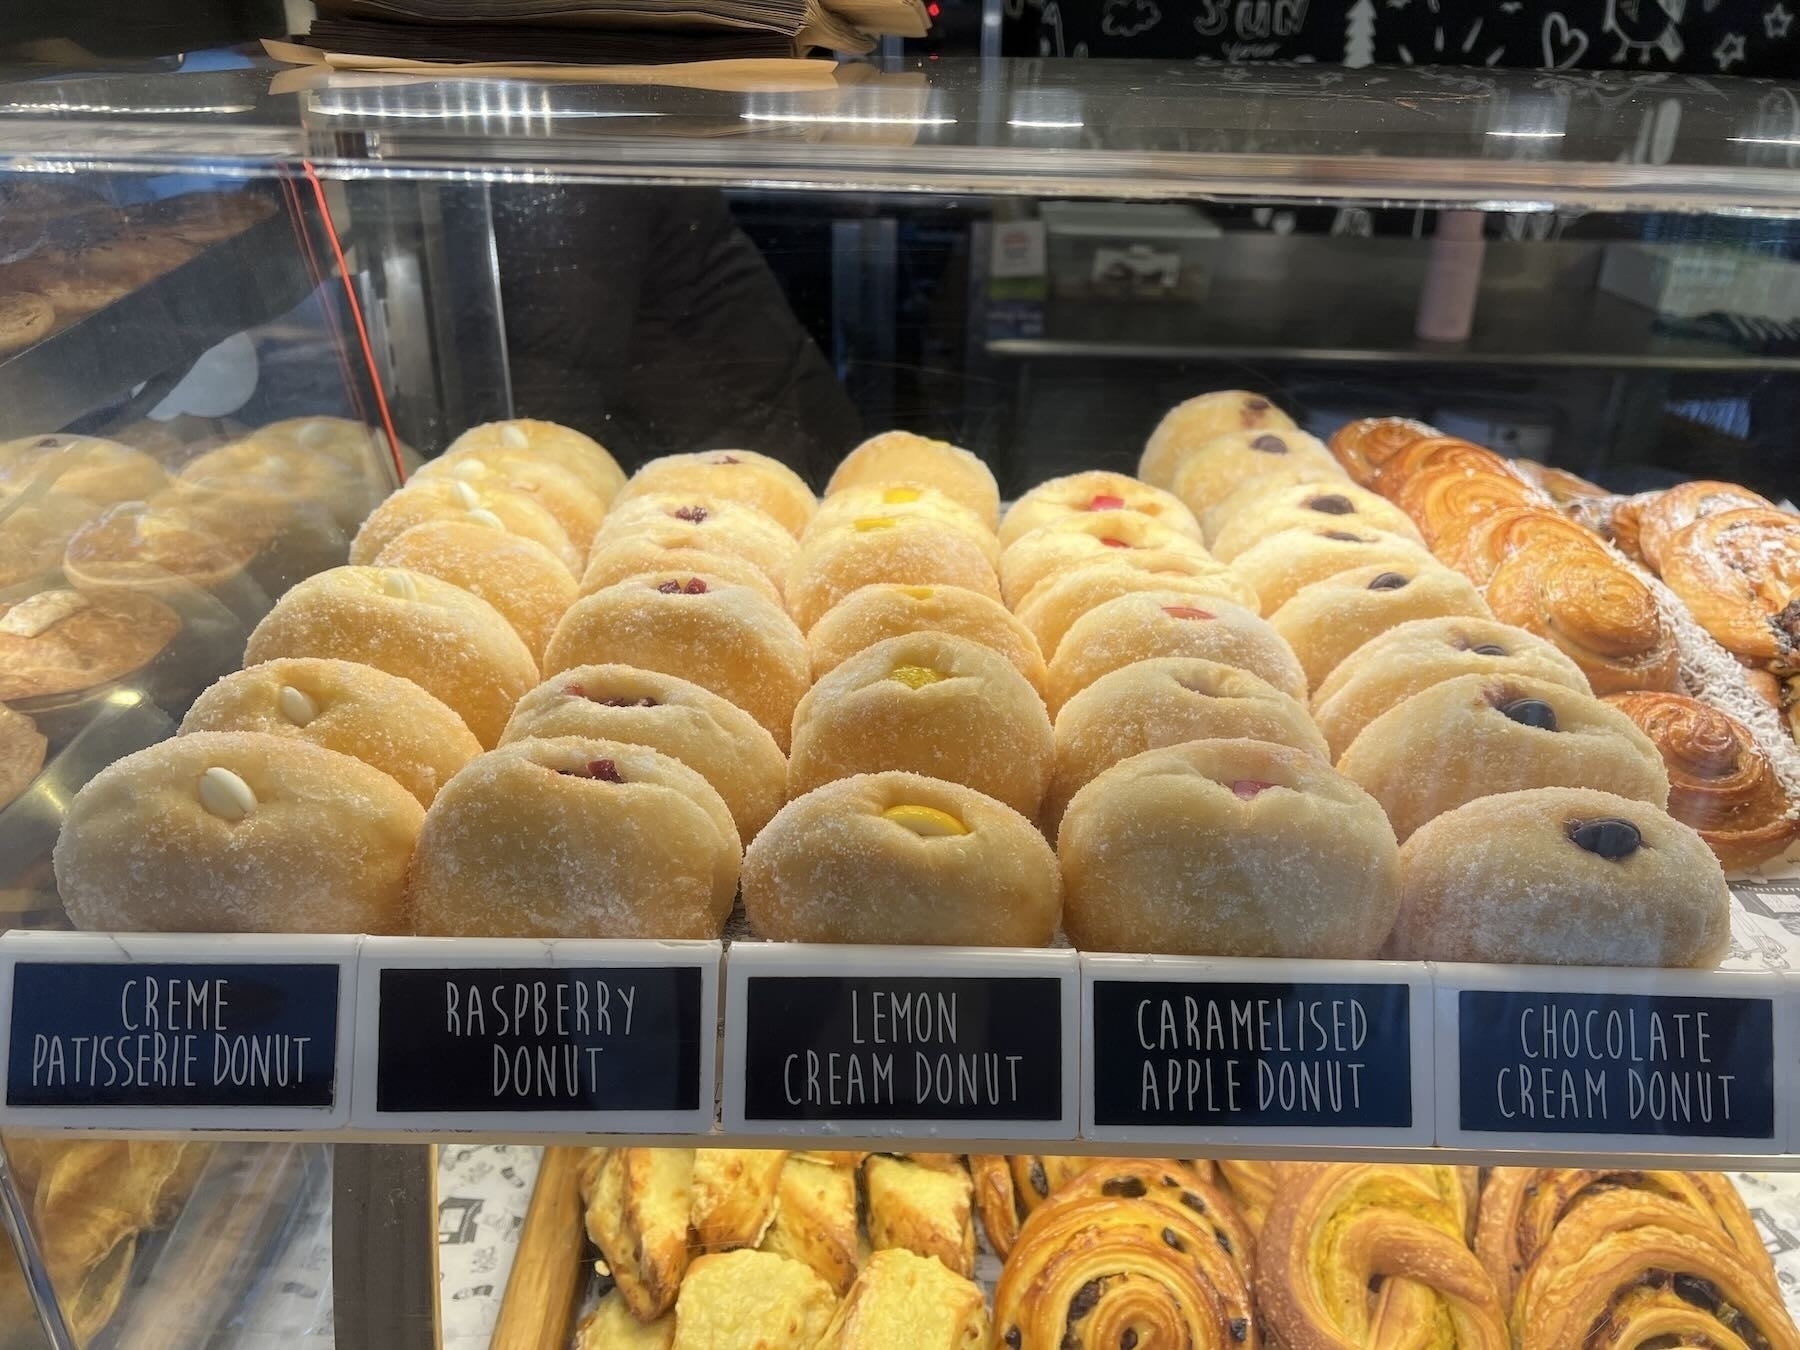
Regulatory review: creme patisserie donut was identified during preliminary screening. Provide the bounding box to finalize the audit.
[405,736,739,940]
[1046,590,1307,715]
[615,449,816,537]
[180,657,482,807]
[1229,525,1437,615]
[999,471,1202,550]
[412,448,608,555]
[577,540,782,606]
[348,477,580,574]
[786,515,999,634]
[806,583,1047,696]
[1168,428,1345,520]
[1270,562,1491,691]
[827,432,1000,529]
[1013,558,1260,658]
[542,572,808,751]
[1387,787,1730,967]
[1058,739,1400,958]
[53,730,423,933]
[1138,391,1297,491]
[806,484,998,564]
[1042,657,1328,832]
[1310,616,1593,759]
[788,632,1053,817]
[244,566,539,749]
[997,511,1217,610]
[742,771,1061,946]
[444,418,627,504]
[1337,673,1670,842]
[1207,479,1422,562]
[501,663,786,844]
[591,494,798,597]
[374,520,577,663]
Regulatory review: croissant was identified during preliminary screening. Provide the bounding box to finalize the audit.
[1256,1163,1507,1350]
[1449,505,1604,586]
[1637,478,1776,575]
[994,1159,1259,1350]
[1485,541,1680,694]
[1660,507,1800,672]
[1327,416,1436,487]
[1371,436,1522,500]
[1405,472,1553,558]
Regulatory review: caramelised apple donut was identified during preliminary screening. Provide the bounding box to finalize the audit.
[806,483,997,563]
[1326,415,1435,487]
[1225,525,1436,616]
[787,514,999,633]
[443,418,626,504]
[586,493,797,598]
[1139,389,1297,491]
[1012,557,1259,658]
[1485,540,1680,693]
[411,446,608,555]
[999,470,1201,549]
[1269,561,1490,691]
[374,519,577,663]
[743,771,1060,946]
[806,582,1047,696]
[615,449,816,537]
[348,477,580,574]
[1207,479,1421,562]
[997,510,1215,609]
[1169,427,1345,520]
[826,431,1000,529]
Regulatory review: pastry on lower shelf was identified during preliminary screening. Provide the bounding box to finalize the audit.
[244,565,538,748]
[744,772,1061,947]
[373,520,576,663]
[818,1247,989,1350]
[998,509,1215,609]
[808,484,998,564]
[0,433,168,502]
[0,586,182,709]
[62,497,264,598]
[349,477,580,575]
[999,469,1201,549]
[0,489,100,589]
[583,1148,694,1323]
[574,1290,673,1349]
[53,730,423,933]
[444,418,627,505]
[1169,426,1345,521]
[405,737,739,940]
[826,431,1000,530]
[1660,507,1800,671]
[672,1249,839,1350]
[1387,787,1730,967]
[1326,414,1435,487]
[180,656,481,807]
[690,1148,787,1252]
[577,539,783,607]
[542,572,808,752]
[787,515,1000,634]
[1208,478,1421,561]
[591,494,799,598]
[806,582,1047,696]
[0,292,53,354]
[1269,561,1490,692]
[1227,524,1437,616]
[1139,389,1297,491]
[502,664,786,844]
[1635,478,1776,575]
[863,1156,975,1279]
[1337,673,1670,842]
[1059,738,1399,958]
[1012,556,1259,658]
[412,445,608,553]
[788,632,1053,817]
[0,706,46,812]
[616,449,816,538]
[175,433,370,567]
[758,1156,861,1295]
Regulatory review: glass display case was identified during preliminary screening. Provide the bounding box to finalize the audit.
[3,50,1800,1349]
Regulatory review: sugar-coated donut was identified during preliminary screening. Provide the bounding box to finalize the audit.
[181,657,481,806]
[786,515,999,634]
[580,547,781,611]
[1000,471,1202,550]
[1047,591,1307,715]
[54,730,423,933]
[1198,465,1357,543]
[1207,480,1422,561]
[1043,657,1328,833]
[1168,428,1344,520]
[1059,739,1399,957]
[244,565,539,748]
[542,572,808,751]
[827,432,1000,529]
[1388,788,1729,967]
[789,632,1053,817]
[997,511,1215,610]
[1228,525,1436,615]
[588,494,797,597]
[806,583,1047,696]
[444,418,626,504]
[405,736,739,940]
[413,449,608,555]
[374,520,576,662]
[1338,673,1670,842]
[1310,616,1593,759]
[807,484,997,564]
[349,478,579,574]
[1013,559,1259,660]
[743,771,1061,946]
[1270,562,1490,691]
[501,663,786,843]
[1138,391,1297,491]
[616,450,816,537]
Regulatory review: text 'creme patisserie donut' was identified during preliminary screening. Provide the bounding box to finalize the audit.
[742,771,1061,946]
[1047,590,1307,715]
[1042,656,1328,833]
[1636,478,1776,576]
[1388,787,1730,967]
[1326,415,1436,487]
[1209,479,1423,562]
[577,539,782,607]
[1229,524,1437,616]
[1338,672,1670,842]
[501,663,786,844]
[591,493,799,597]
[827,431,1000,530]
[1310,616,1593,760]
[542,571,808,751]
[1013,557,1259,658]
[1138,389,1296,491]
[788,632,1054,817]
[786,515,999,634]
[53,730,423,934]
[1169,427,1344,521]
[373,520,576,663]
[1058,738,1400,957]
[999,470,1202,550]
[405,736,740,940]
[1270,561,1491,692]
[806,582,1047,695]
[348,477,580,575]
[180,657,481,807]
[411,448,608,556]
[616,449,816,538]
[444,418,627,504]
[997,510,1215,610]
[1660,507,1800,670]
[806,483,998,564]
[244,565,539,749]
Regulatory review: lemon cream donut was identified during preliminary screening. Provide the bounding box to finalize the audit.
[1337,673,1670,842]
[787,515,999,634]
[1138,391,1297,492]
[999,471,1202,550]
[53,730,423,933]
[405,737,739,940]
[743,771,1060,946]
[181,657,481,807]
[807,484,997,564]
[788,632,1054,817]
[1228,525,1436,615]
[502,663,786,844]
[806,583,1047,696]
[1058,739,1399,957]
[1043,657,1328,832]
[1168,428,1344,520]
[576,539,782,607]
[616,449,816,538]
[542,572,809,751]
[244,566,538,748]
[1269,562,1490,691]
[826,432,1000,529]
[1207,480,1422,561]
[1013,559,1259,660]
[349,477,579,574]
[589,494,797,598]
[374,520,577,663]
[443,418,627,504]
[997,511,1215,610]
[412,448,607,555]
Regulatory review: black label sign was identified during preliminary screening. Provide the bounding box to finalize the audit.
[1091,979,1413,1129]
[1458,989,1774,1139]
[741,975,1063,1122]
[376,966,703,1114]
[6,962,338,1110]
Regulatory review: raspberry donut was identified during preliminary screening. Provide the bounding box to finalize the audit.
[1207,480,1422,562]
[1168,428,1344,520]
[1014,559,1260,660]
[1269,562,1490,691]
[443,418,626,504]
[577,539,782,606]
[806,583,1047,696]
[1138,391,1297,491]
[998,511,1216,610]
[412,448,608,556]
[615,449,815,537]
[807,484,998,564]
[787,515,999,633]
[743,771,1061,946]
[590,494,798,598]
[1228,525,1436,615]
[349,477,579,574]
[826,432,1000,529]
[1000,471,1201,549]
[374,520,577,663]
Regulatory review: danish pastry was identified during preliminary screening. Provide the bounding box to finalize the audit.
[1370,435,1523,500]
[1326,414,1434,487]
[818,1247,990,1350]
[1140,389,1297,490]
[1012,558,1259,658]
[443,418,626,504]
[1169,427,1345,520]
[759,1156,861,1295]
[1450,505,1607,586]
[999,469,1201,548]
[582,1147,694,1322]
[997,510,1217,608]
[672,1250,839,1350]
[1208,480,1421,562]
[1636,478,1776,575]
[590,494,798,598]
[806,582,1047,695]
[1269,562,1490,691]
[373,520,576,662]
[1228,525,1437,616]
[787,515,999,633]
[827,431,1000,529]
[863,1156,976,1279]
[573,1292,671,1350]
[1485,541,1680,693]
[348,477,579,574]
[615,449,816,538]
[1403,467,1552,554]
[1659,506,1800,670]
[691,1148,787,1252]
